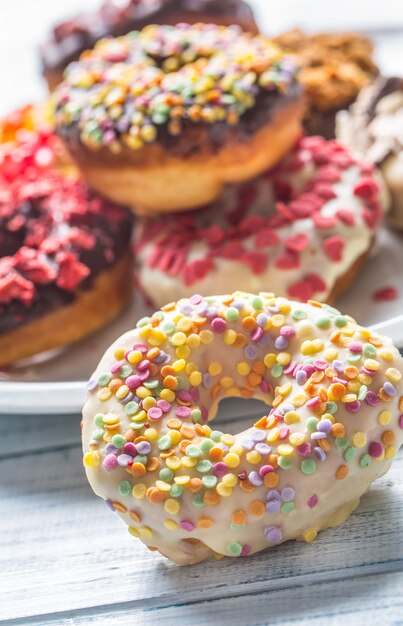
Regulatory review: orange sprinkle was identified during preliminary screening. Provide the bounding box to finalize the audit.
[268,454,279,469]
[178,440,192,454]
[149,363,159,376]
[231,509,247,526]
[166,418,182,430]
[160,450,174,458]
[325,367,336,379]
[161,302,176,311]
[195,424,206,436]
[399,396,403,412]
[272,394,283,408]
[197,517,214,529]
[131,463,146,478]
[211,384,222,399]
[125,429,135,442]
[242,316,257,332]
[108,378,123,392]
[147,487,165,504]
[193,315,207,326]
[146,457,160,472]
[113,502,127,513]
[381,430,395,446]
[308,299,323,308]
[239,478,255,493]
[204,491,220,505]
[240,388,254,398]
[247,372,262,387]
[369,336,382,347]
[147,347,160,360]
[344,366,359,379]
[134,436,146,444]
[180,425,196,439]
[234,333,247,348]
[267,416,279,429]
[378,388,392,402]
[311,371,325,384]
[264,472,279,488]
[188,478,203,493]
[318,439,330,452]
[252,361,266,375]
[209,446,224,462]
[330,330,342,344]
[163,375,178,391]
[249,500,265,517]
[129,511,142,524]
[328,383,346,400]
[254,416,268,429]
[335,465,348,480]
[161,365,175,377]
[331,423,345,438]
[312,401,327,416]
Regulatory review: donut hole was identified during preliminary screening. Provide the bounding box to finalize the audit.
[214,397,271,435]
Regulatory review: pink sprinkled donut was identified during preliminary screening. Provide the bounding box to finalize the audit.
[135,136,388,307]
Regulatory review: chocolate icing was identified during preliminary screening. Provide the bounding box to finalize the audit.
[0,175,133,335]
[40,0,257,76]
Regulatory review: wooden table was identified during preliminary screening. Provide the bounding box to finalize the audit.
[1,409,403,625]
[2,1,403,624]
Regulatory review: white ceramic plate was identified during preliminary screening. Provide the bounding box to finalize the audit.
[1,228,402,415]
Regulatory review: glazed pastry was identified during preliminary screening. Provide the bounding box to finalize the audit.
[135,136,388,307]
[40,0,259,90]
[274,30,378,139]
[336,76,403,230]
[82,291,403,565]
[0,107,134,367]
[53,24,304,213]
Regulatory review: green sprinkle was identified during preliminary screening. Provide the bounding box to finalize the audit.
[94,414,104,427]
[131,422,145,430]
[301,459,317,475]
[271,363,283,378]
[359,454,371,468]
[159,468,174,482]
[118,480,132,496]
[119,365,133,378]
[161,322,175,334]
[125,401,139,416]
[230,523,246,531]
[211,430,224,442]
[136,316,150,328]
[97,374,111,387]
[191,409,202,424]
[170,484,184,498]
[92,428,104,440]
[347,353,362,363]
[226,307,240,321]
[278,456,293,470]
[192,493,205,507]
[344,447,357,462]
[200,439,214,454]
[281,502,295,514]
[335,315,348,327]
[176,376,185,390]
[326,401,338,415]
[158,435,172,450]
[133,455,148,465]
[325,305,340,315]
[252,296,263,310]
[335,437,349,450]
[196,460,213,473]
[306,417,319,433]
[358,385,368,401]
[227,542,242,556]
[144,379,159,389]
[316,317,331,329]
[202,475,218,489]
[186,445,201,458]
[364,343,377,357]
[111,434,125,449]
[292,310,307,320]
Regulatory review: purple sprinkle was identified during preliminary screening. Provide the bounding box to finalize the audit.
[280,326,296,338]
[384,382,397,397]
[203,373,212,388]
[311,432,327,440]
[302,364,315,377]
[148,407,163,421]
[365,391,379,406]
[240,438,255,451]
[206,306,218,319]
[274,336,288,350]
[369,441,384,458]
[314,446,326,461]
[120,392,134,404]
[251,429,266,442]
[137,359,150,372]
[244,344,258,360]
[132,343,147,353]
[279,425,290,439]
[105,443,118,454]
[111,360,124,374]
[248,471,263,486]
[267,489,281,501]
[258,333,271,348]
[399,415,403,429]
[117,454,132,467]
[189,294,203,305]
[232,299,245,310]
[86,379,97,391]
[123,442,137,456]
[281,487,295,501]
[317,419,332,433]
[313,359,327,370]
[157,399,171,413]
[190,386,200,401]
[138,370,150,382]
[252,327,264,342]
[178,391,192,402]
[259,464,274,478]
[296,370,307,386]
[240,544,251,556]
[103,454,118,471]
[136,441,151,455]
[265,526,283,543]
[297,442,312,457]
[260,379,270,392]
[176,406,191,419]
[267,305,280,313]
[255,443,271,455]
[179,520,195,532]
[307,495,318,508]
[105,499,115,511]
[195,302,208,315]
[212,462,228,477]
[332,359,345,373]
[349,342,363,353]
[266,500,281,513]
[179,304,193,315]
[284,361,297,375]
[126,375,142,389]
[256,313,268,327]
[201,407,209,422]
[362,367,378,376]
[345,400,361,413]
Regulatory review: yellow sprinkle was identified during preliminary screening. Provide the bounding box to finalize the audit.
[352,432,366,448]
[379,348,393,362]
[221,434,235,446]
[176,318,192,332]
[284,410,300,425]
[291,394,307,407]
[103,412,119,425]
[172,359,186,372]
[147,329,166,346]
[98,388,112,401]
[341,394,357,403]
[185,361,197,375]
[323,347,338,361]
[224,453,240,468]
[160,389,175,402]
[223,329,237,345]
[181,456,197,468]
[303,528,318,543]
[364,358,380,371]
[166,456,181,470]
[289,432,305,446]
[246,450,262,465]
[176,345,191,359]
[271,314,285,327]
[171,332,187,346]
[132,409,147,423]
[378,410,391,426]
[385,445,396,460]
[114,348,125,360]
[139,526,154,539]
[358,373,372,386]
[347,380,361,393]
[222,473,238,487]
[186,333,201,349]
[200,330,214,344]
[144,427,158,441]
[386,368,401,382]
[136,386,151,399]
[278,300,291,315]
[132,483,147,499]
[143,397,157,411]
[229,444,244,457]
[155,480,171,493]
[164,519,179,531]
[216,483,232,497]
[175,475,190,485]
[277,353,291,366]
[209,361,223,376]
[128,526,140,537]
[301,340,314,356]
[277,443,294,456]
[83,452,93,467]
[267,427,280,443]
[264,353,277,368]
[220,376,234,389]
[278,382,292,396]
[168,430,181,445]
[237,361,251,376]
[189,371,202,386]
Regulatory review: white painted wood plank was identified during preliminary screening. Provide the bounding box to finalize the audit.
[1,434,402,623]
[11,571,403,626]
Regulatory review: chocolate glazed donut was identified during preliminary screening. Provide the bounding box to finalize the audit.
[40,0,259,90]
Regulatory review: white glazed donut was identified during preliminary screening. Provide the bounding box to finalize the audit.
[82,291,403,565]
[135,136,388,308]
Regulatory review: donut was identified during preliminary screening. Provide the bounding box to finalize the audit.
[336,76,403,231]
[53,24,304,214]
[135,136,388,308]
[274,30,378,139]
[82,291,403,565]
[40,0,259,90]
[0,107,134,367]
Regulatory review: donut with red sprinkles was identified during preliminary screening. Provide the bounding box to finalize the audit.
[0,107,134,367]
[135,136,388,308]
